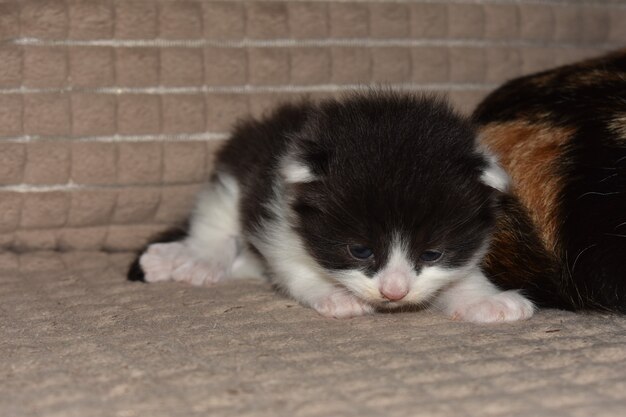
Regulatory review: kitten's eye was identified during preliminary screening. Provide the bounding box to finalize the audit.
[420,250,443,262]
[347,245,374,260]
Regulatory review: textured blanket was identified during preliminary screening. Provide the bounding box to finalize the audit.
[2,253,626,417]
[3,1,626,415]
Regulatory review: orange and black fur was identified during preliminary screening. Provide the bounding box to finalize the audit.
[476,50,626,312]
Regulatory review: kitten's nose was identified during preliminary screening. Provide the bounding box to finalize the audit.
[380,283,409,301]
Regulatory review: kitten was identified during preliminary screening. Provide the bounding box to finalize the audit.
[474,49,626,313]
[128,91,535,322]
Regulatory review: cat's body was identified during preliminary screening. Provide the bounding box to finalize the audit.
[129,50,626,320]
[129,92,534,322]
[476,49,626,312]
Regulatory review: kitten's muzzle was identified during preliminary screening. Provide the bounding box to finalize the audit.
[379,280,409,301]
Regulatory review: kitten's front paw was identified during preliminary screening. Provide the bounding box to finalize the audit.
[451,291,535,323]
[313,291,374,319]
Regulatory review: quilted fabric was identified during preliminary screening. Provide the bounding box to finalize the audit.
[1,0,625,251]
[2,3,626,415]
[2,252,626,416]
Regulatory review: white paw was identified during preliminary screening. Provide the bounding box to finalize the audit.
[139,241,228,286]
[171,257,226,286]
[312,291,375,319]
[140,242,187,283]
[451,291,535,323]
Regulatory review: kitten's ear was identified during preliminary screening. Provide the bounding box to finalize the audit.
[281,155,317,184]
[281,106,330,184]
[281,153,326,215]
[480,151,510,193]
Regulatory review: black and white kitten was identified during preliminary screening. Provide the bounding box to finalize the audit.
[129,92,533,322]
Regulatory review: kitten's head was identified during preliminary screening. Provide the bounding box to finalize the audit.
[281,92,508,309]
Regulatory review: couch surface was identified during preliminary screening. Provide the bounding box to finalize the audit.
[1,0,626,251]
[3,252,626,417]
[2,1,626,416]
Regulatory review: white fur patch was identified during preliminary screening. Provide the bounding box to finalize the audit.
[187,173,270,281]
[142,173,265,285]
[256,217,374,318]
[432,268,535,323]
[190,173,241,244]
[480,152,510,193]
[451,290,535,323]
[376,242,414,301]
[248,183,340,304]
[140,241,188,283]
[410,265,468,304]
[281,158,316,184]
[245,180,372,318]
[312,290,375,318]
[140,240,233,285]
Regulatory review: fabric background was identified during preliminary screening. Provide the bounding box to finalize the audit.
[1,0,626,252]
[3,251,626,417]
[3,2,626,416]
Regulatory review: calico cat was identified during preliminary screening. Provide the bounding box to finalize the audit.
[475,49,626,312]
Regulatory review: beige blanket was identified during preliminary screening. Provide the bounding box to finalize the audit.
[2,252,626,416]
[2,1,626,415]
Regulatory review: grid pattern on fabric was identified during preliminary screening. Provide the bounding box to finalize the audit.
[1,0,625,251]
[2,251,626,417]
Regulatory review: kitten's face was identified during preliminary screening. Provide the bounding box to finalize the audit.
[283,94,505,308]
[290,175,496,309]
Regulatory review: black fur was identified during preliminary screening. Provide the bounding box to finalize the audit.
[216,101,311,234]
[128,54,626,316]
[295,94,496,274]
[129,92,500,285]
[474,49,626,312]
[482,194,571,310]
[219,92,498,275]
